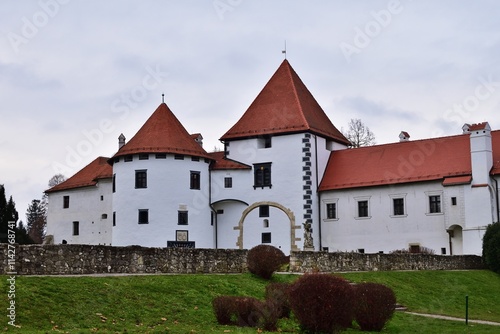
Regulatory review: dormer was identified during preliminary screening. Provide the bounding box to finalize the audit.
[399,131,410,142]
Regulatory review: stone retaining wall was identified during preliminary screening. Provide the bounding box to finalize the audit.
[289,251,485,272]
[0,244,485,275]
[0,244,248,275]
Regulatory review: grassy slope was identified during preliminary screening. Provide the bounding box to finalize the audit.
[0,271,498,333]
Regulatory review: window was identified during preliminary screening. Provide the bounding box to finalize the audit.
[112,174,116,193]
[263,219,269,228]
[358,200,369,218]
[258,136,272,148]
[72,221,79,235]
[254,163,272,188]
[138,209,149,224]
[259,205,269,217]
[262,232,271,243]
[138,153,149,160]
[190,171,200,190]
[124,155,133,162]
[224,177,232,188]
[178,211,188,225]
[155,153,167,159]
[326,203,336,219]
[174,154,184,160]
[358,248,365,254]
[114,157,120,163]
[429,195,441,213]
[393,198,405,216]
[135,170,147,188]
[191,156,200,162]
[63,196,70,209]
[100,195,104,201]
[451,197,457,206]
[113,212,116,226]
[101,214,107,219]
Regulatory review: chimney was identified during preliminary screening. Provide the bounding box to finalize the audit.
[399,131,410,142]
[191,133,203,147]
[462,123,471,134]
[118,133,126,149]
[469,122,493,185]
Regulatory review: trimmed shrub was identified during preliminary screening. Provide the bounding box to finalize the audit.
[288,274,355,333]
[212,296,279,331]
[353,282,396,331]
[265,282,291,318]
[247,245,287,279]
[212,296,235,325]
[483,222,500,273]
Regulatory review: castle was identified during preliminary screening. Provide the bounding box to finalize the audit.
[46,60,500,255]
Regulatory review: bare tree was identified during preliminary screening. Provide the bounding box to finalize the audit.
[342,118,376,148]
[48,174,67,188]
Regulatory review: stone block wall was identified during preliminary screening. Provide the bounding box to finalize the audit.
[0,244,485,275]
[0,244,248,275]
[289,251,485,272]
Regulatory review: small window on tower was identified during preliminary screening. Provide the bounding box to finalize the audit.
[259,205,269,217]
[63,196,70,209]
[72,221,79,235]
[190,171,200,190]
[138,209,149,224]
[178,211,188,225]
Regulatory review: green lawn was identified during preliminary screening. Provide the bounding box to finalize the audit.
[0,270,499,333]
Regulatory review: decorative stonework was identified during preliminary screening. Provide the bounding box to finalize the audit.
[235,201,299,251]
[302,134,313,223]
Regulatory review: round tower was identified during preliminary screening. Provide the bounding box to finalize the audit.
[109,103,214,248]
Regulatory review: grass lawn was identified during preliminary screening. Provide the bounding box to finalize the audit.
[0,270,499,333]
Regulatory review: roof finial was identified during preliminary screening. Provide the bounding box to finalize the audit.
[162,93,165,103]
[282,40,287,59]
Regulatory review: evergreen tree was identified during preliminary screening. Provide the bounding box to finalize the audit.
[26,199,46,244]
[0,185,6,241]
[16,220,34,244]
[0,185,19,243]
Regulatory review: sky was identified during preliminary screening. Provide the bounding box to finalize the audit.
[1,0,499,222]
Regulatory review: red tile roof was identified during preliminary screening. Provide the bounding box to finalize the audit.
[492,130,500,175]
[220,60,349,145]
[442,175,472,186]
[209,151,252,170]
[111,103,212,161]
[319,134,476,191]
[46,157,112,193]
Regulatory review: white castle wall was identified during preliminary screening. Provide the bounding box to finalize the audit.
[321,181,455,255]
[111,153,213,248]
[46,179,113,245]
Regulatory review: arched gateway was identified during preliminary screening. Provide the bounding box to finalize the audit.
[233,201,302,251]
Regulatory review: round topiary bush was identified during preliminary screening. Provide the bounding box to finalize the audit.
[353,282,396,331]
[483,222,500,273]
[247,245,287,279]
[212,295,279,331]
[288,273,355,333]
[265,282,291,319]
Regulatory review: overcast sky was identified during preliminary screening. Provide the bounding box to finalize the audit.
[1,0,499,221]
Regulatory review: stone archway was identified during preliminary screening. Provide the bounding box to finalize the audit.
[233,201,301,251]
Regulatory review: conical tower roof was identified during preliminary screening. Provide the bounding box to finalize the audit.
[220,59,349,145]
[111,103,211,161]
